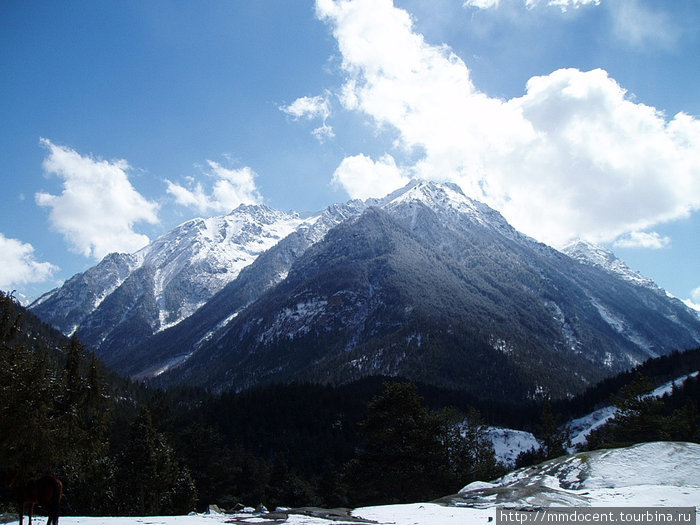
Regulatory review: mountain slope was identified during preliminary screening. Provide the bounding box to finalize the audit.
[562,239,660,290]
[152,183,700,398]
[30,205,308,363]
[120,200,370,378]
[29,182,700,398]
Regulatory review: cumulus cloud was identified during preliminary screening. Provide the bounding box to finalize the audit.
[331,154,410,200]
[36,139,159,259]
[613,231,670,250]
[166,161,263,215]
[0,233,58,289]
[315,0,700,247]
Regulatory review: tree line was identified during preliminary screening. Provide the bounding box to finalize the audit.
[1,290,698,516]
[0,291,196,515]
[0,291,505,514]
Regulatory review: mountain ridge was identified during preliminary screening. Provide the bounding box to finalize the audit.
[29,181,700,398]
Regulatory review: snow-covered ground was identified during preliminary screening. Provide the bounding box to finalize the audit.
[487,426,539,466]
[453,441,700,510]
[565,371,699,451]
[9,507,493,525]
[5,442,698,525]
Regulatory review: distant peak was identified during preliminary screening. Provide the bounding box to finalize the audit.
[379,179,466,203]
[228,203,274,215]
[562,239,616,265]
[376,180,472,212]
[227,203,301,222]
[562,239,660,291]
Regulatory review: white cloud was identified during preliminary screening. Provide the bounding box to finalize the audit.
[613,231,671,250]
[464,0,500,8]
[535,0,600,10]
[316,0,700,247]
[280,95,332,120]
[331,154,409,200]
[0,233,58,290]
[465,0,600,10]
[281,95,335,143]
[166,161,263,215]
[36,139,159,259]
[312,123,336,142]
[693,287,700,304]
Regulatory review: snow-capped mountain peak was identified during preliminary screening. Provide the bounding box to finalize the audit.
[380,180,475,215]
[29,203,314,351]
[561,239,660,291]
[135,204,309,330]
[29,182,700,391]
[377,180,527,247]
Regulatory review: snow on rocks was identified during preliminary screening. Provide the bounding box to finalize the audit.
[486,427,540,466]
[451,441,700,510]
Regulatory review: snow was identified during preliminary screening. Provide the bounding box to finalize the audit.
[2,507,495,525]
[5,442,696,525]
[649,371,699,398]
[139,206,311,331]
[454,442,700,511]
[561,240,660,291]
[566,371,699,451]
[581,442,698,489]
[567,405,618,451]
[486,427,539,466]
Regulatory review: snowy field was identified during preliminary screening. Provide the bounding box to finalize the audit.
[4,442,698,525]
[2,506,494,525]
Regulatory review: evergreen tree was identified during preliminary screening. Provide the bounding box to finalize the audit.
[587,373,665,449]
[536,399,569,459]
[115,407,195,515]
[56,340,115,515]
[0,292,58,475]
[450,407,505,483]
[346,382,458,505]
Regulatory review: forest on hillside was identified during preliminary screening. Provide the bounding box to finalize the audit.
[1,291,699,515]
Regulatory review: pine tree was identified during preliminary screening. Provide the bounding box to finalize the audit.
[536,399,569,459]
[0,292,59,475]
[116,407,195,515]
[56,342,115,515]
[608,373,664,445]
[587,373,665,449]
[346,382,452,505]
[450,407,505,483]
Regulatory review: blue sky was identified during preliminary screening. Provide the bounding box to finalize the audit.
[1,0,698,309]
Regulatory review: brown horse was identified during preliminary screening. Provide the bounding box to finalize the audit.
[5,469,63,525]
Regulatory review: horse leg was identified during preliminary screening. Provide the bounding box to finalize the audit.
[47,508,58,525]
[18,501,24,525]
[27,502,34,525]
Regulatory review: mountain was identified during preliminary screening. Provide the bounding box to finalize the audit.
[120,199,371,377]
[561,239,661,290]
[150,182,700,398]
[29,205,309,363]
[30,181,700,399]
